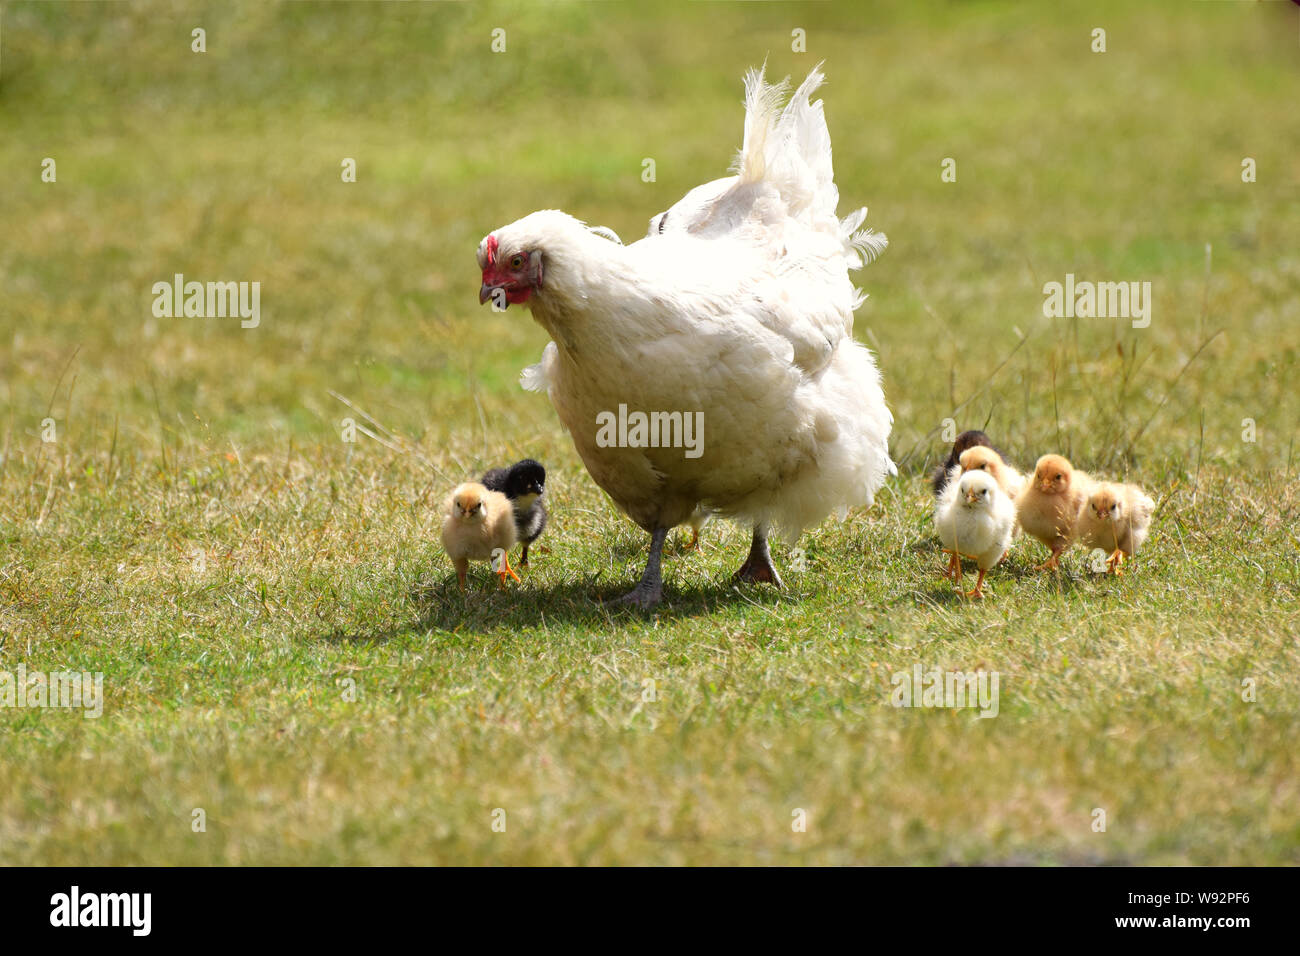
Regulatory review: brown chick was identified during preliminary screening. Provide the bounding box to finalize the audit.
[1015,454,1094,571]
[1075,482,1155,575]
[440,482,520,591]
[958,446,1026,502]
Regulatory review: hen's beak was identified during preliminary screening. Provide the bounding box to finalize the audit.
[479,283,504,307]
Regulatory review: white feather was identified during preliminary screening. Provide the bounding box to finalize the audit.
[500,68,893,542]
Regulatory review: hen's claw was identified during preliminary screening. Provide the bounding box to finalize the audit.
[607,580,663,609]
[732,527,784,588]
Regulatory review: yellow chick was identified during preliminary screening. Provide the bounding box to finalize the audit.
[1015,454,1094,571]
[1075,482,1155,575]
[958,446,1026,502]
[440,482,520,591]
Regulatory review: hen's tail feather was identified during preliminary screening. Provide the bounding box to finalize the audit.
[732,63,886,275]
[735,65,790,185]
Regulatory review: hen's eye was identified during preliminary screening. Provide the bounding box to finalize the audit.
[510,254,525,269]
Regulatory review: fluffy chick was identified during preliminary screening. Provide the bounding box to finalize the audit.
[1075,482,1155,575]
[440,483,520,591]
[481,459,548,566]
[1015,454,1094,571]
[959,446,1026,502]
[931,430,995,498]
[934,470,1016,599]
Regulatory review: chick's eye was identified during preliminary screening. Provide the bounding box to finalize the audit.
[510,254,525,270]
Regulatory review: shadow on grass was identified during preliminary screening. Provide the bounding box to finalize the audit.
[911,536,1101,597]
[319,569,788,644]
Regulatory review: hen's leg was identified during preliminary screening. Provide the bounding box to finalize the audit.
[733,526,784,587]
[610,526,668,609]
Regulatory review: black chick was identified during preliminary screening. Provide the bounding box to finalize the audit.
[930,430,1000,498]
[481,459,548,566]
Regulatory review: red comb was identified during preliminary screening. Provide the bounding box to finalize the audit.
[484,234,499,266]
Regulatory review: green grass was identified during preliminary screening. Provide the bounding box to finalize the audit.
[1,0,1298,864]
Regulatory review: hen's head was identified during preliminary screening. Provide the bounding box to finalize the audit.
[478,210,620,311]
[477,229,544,308]
[1088,486,1122,522]
[1032,454,1074,495]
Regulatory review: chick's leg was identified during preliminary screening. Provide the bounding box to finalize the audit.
[454,558,469,593]
[733,526,784,588]
[495,549,522,586]
[940,549,961,580]
[1034,541,1066,572]
[610,526,668,609]
[519,543,530,568]
[964,568,987,600]
[1108,548,1125,576]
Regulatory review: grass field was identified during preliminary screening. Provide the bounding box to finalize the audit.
[1,0,1298,865]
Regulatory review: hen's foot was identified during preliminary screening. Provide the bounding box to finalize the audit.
[606,526,668,610]
[607,580,663,609]
[732,528,784,588]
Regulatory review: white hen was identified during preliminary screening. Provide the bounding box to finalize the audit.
[935,470,1016,599]
[481,66,894,607]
